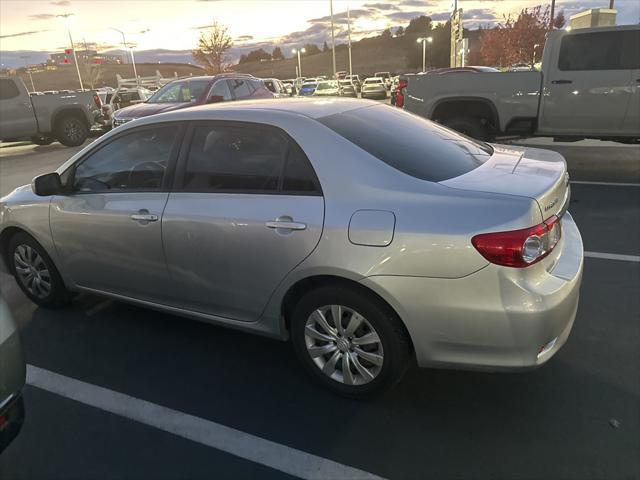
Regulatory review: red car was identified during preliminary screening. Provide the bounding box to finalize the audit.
[112,74,273,128]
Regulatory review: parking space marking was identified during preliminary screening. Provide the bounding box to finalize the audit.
[571,181,640,187]
[26,365,386,480]
[585,251,640,262]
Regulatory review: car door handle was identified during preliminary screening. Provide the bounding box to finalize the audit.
[551,79,573,84]
[265,221,306,231]
[130,211,158,222]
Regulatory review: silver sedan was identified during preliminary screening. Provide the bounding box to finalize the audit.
[0,99,583,397]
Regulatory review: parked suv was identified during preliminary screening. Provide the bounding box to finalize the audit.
[112,74,273,128]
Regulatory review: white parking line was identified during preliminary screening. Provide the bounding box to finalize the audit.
[26,365,386,480]
[571,181,640,187]
[585,251,640,262]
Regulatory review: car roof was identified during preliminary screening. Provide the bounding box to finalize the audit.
[143,98,380,122]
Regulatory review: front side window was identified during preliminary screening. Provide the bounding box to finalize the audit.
[209,80,233,101]
[147,80,210,103]
[558,30,640,71]
[0,79,20,100]
[183,123,321,194]
[73,127,177,192]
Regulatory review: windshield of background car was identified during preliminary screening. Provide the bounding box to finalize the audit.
[301,83,317,89]
[318,105,493,182]
[316,82,337,90]
[147,80,210,103]
[364,79,382,84]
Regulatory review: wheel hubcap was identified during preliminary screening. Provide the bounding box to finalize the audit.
[13,244,52,299]
[304,305,384,386]
[64,121,81,141]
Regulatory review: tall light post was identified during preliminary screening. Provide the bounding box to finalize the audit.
[416,37,433,73]
[329,0,336,78]
[532,43,541,66]
[57,13,84,90]
[291,47,306,78]
[347,6,353,77]
[110,27,138,83]
[20,55,35,91]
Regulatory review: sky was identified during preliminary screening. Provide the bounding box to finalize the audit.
[1,0,639,56]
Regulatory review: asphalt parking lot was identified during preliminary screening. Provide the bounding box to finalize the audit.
[0,137,638,479]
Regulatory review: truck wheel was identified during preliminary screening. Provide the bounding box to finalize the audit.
[30,135,55,146]
[55,115,88,147]
[443,117,489,141]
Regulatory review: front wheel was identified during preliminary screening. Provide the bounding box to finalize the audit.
[8,232,71,308]
[291,286,411,398]
[55,115,89,147]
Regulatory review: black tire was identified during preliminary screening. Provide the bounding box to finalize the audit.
[290,285,411,398]
[30,135,55,146]
[442,116,489,141]
[54,115,88,147]
[8,232,71,308]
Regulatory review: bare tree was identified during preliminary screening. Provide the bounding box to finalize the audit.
[192,20,233,74]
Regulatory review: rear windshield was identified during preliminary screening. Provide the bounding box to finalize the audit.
[318,105,492,182]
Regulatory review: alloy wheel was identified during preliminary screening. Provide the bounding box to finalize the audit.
[13,244,52,299]
[304,305,384,386]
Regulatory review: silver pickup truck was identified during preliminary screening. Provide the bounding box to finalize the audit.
[401,25,640,142]
[0,77,103,146]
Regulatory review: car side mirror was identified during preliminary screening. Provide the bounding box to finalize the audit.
[206,95,224,104]
[32,172,63,196]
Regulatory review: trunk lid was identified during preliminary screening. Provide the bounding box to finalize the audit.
[440,144,570,222]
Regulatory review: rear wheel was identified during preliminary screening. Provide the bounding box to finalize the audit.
[55,115,88,147]
[291,285,411,398]
[442,116,490,141]
[8,232,71,308]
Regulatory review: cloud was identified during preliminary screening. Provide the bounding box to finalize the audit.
[0,29,50,39]
[364,2,399,10]
[399,0,431,6]
[29,13,57,20]
[309,9,371,24]
[235,35,254,41]
[386,10,426,21]
[50,0,70,5]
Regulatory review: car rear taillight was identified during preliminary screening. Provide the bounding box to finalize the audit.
[395,79,407,108]
[472,215,562,268]
[93,94,102,109]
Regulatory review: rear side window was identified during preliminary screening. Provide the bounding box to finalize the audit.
[227,79,252,99]
[183,123,321,194]
[282,142,321,193]
[318,105,492,182]
[0,79,20,100]
[558,30,640,71]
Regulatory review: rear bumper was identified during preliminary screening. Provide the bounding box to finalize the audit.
[361,212,584,370]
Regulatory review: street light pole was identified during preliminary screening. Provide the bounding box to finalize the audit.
[292,47,306,78]
[532,43,540,66]
[416,37,433,73]
[329,0,336,78]
[110,27,138,83]
[57,14,84,90]
[20,55,35,91]
[347,6,352,77]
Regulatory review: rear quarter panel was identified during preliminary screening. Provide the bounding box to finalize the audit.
[404,72,542,131]
[31,92,98,132]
